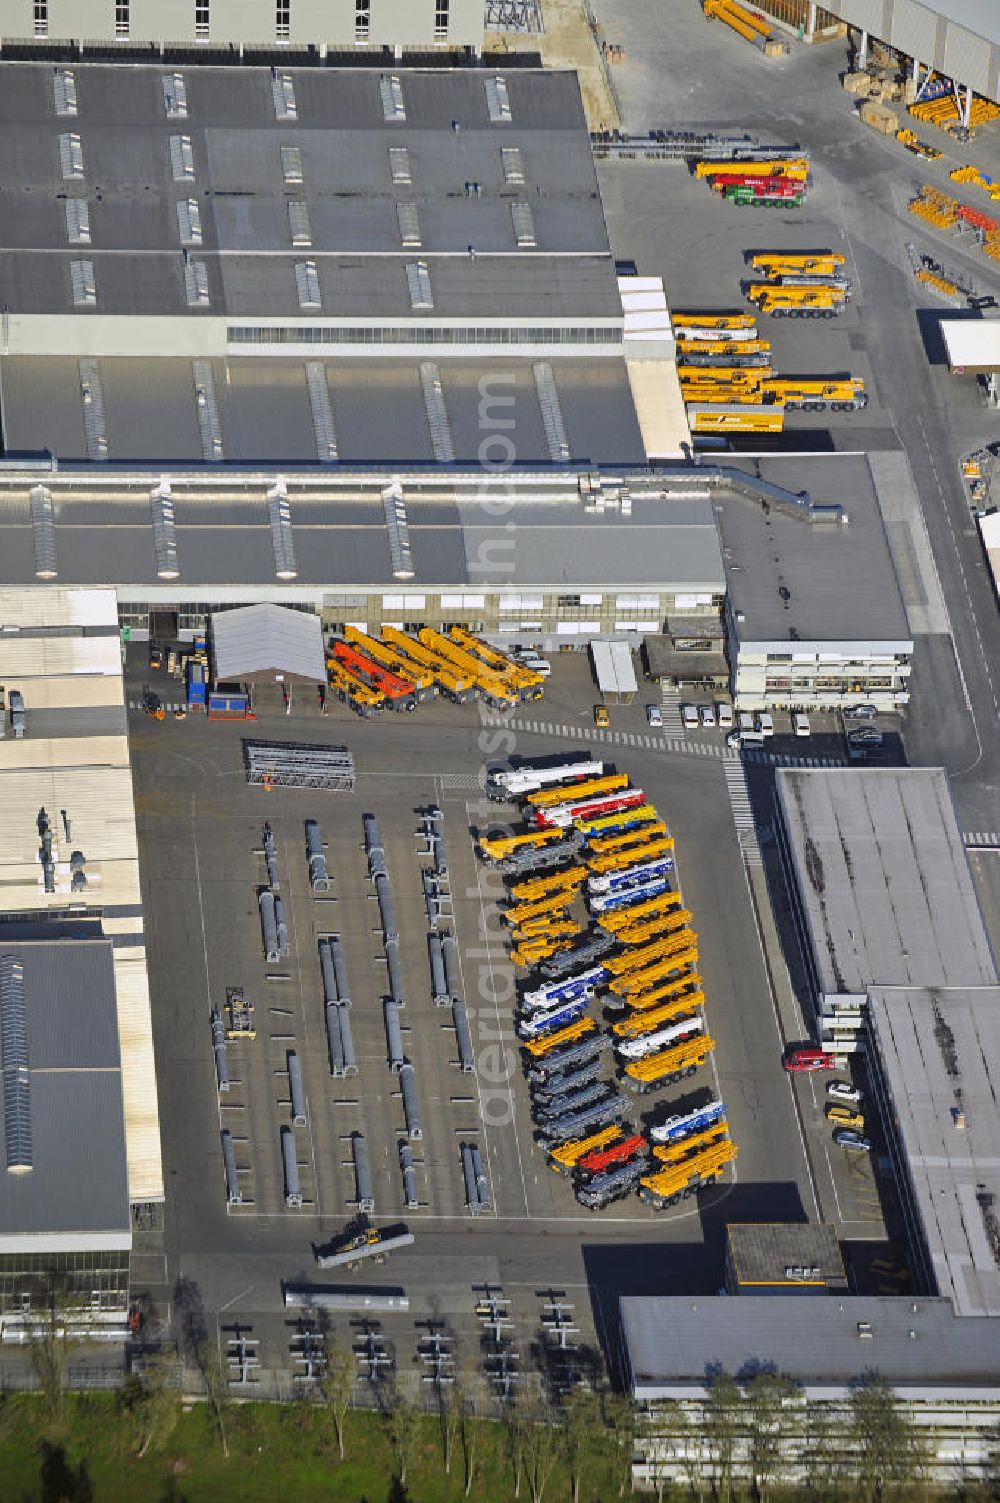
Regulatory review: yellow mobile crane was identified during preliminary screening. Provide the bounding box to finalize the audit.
[523,1017,598,1060]
[600,890,683,932]
[528,773,630,809]
[748,283,847,317]
[604,930,698,980]
[547,1125,624,1174]
[418,628,518,710]
[694,157,809,181]
[508,865,587,905]
[447,626,545,700]
[676,364,773,384]
[379,625,477,702]
[624,1032,716,1093]
[676,337,771,358]
[326,659,385,716]
[625,974,704,1012]
[615,947,700,997]
[639,1137,737,1207]
[652,1120,729,1166]
[586,838,676,877]
[614,907,693,949]
[504,890,579,930]
[757,376,867,411]
[613,990,706,1039]
[749,250,845,276]
[672,312,758,331]
[586,823,670,859]
[479,828,566,864]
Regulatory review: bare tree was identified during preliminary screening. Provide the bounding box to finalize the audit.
[850,1374,928,1502]
[384,1384,422,1489]
[521,1399,564,1503]
[119,1353,182,1458]
[198,1342,231,1458]
[802,1400,846,1503]
[561,1387,600,1503]
[505,1393,530,1499]
[601,1390,637,1498]
[28,1280,87,1429]
[458,1382,487,1499]
[440,1378,463,1476]
[742,1369,800,1500]
[704,1371,744,1503]
[319,1336,355,1461]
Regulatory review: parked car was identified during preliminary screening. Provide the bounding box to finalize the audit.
[845,703,878,720]
[827,1081,862,1104]
[848,727,883,748]
[726,731,742,752]
[718,704,734,729]
[826,1105,865,1130]
[646,704,663,728]
[792,712,811,738]
[681,704,699,730]
[833,1128,872,1151]
[699,703,716,728]
[783,1047,835,1073]
[148,641,164,670]
[757,711,774,737]
[593,704,610,729]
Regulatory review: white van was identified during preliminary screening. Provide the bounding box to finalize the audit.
[517,653,551,678]
[738,710,765,745]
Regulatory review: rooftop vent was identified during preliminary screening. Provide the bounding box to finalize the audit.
[70,258,97,307]
[78,359,108,459]
[305,362,338,463]
[419,363,455,463]
[64,197,91,245]
[176,198,203,245]
[0,956,31,1173]
[53,68,78,117]
[501,146,525,184]
[272,70,297,120]
[29,486,57,579]
[379,74,406,122]
[857,1321,873,1339]
[280,144,304,187]
[485,74,512,123]
[388,146,411,184]
[59,131,84,180]
[383,481,415,580]
[397,202,421,248]
[184,257,210,308]
[162,72,188,117]
[268,482,298,580]
[192,360,223,461]
[295,259,322,310]
[287,199,312,247]
[151,481,179,579]
[511,201,536,248]
[406,261,433,311]
[169,133,195,182]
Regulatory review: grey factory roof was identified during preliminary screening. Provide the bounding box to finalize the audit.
[717,454,912,647]
[868,986,1000,1319]
[0,478,722,594]
[211,603,327,683]
[0,936,130,1250]
[0,357,645,467]
[726,1223,847,1290]
[0,63,614,320]
[621,1295,1000,1398]
[775,768,998,998]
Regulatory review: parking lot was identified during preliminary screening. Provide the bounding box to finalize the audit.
[127,642,842,1376]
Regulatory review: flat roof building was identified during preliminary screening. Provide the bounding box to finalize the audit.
[0,0,489,56]
[724,1222,848,1294]
[0,61,655,468]
[774,767,997,1052]
[867,985,1000,1319]
[718,453,913,712]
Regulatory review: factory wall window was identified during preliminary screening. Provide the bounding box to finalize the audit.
[33,0,47,35]
[355,0,371,42]
[115,0,130,37]
[228,324,621,349]
[195,0,209,39]
[434,0,449,40]
[276,0,290,39]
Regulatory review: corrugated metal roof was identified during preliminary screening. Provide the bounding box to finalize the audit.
[211,602,326,682]
[0,938,130,1247]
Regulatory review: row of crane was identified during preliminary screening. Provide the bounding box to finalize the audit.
[325,625,545,717]
[476,756,737,1210]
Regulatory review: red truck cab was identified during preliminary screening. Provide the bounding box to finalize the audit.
[783,1047,835,1073]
